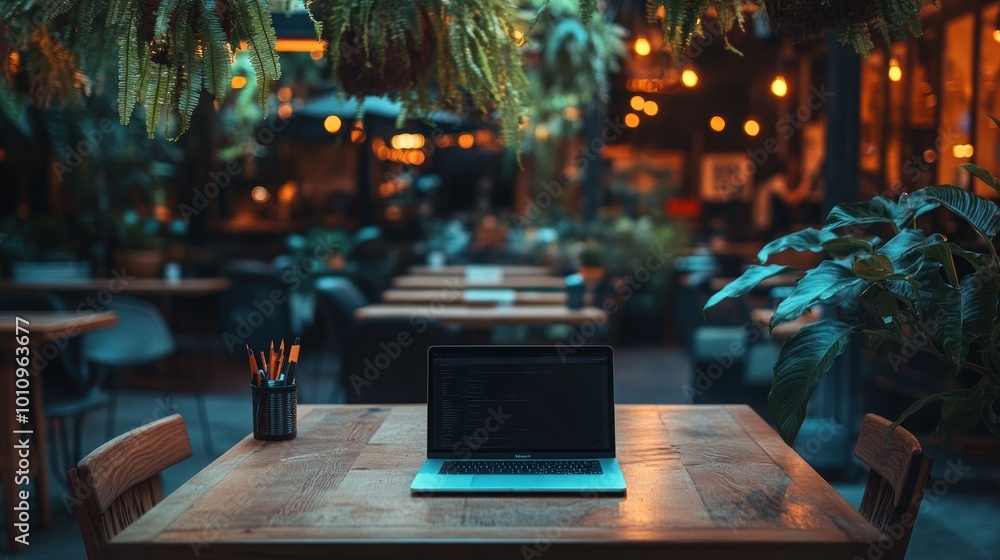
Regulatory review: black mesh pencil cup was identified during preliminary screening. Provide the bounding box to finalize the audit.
[251,383,297,440]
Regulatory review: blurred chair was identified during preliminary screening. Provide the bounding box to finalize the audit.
[854,414,933,560]
[220,260,293,348]
[341,317,455,404]
[82,295,212,454]
[0,292,111,479]
[312,277,368,400]
[68,414,192,560]
[12,260,91,281]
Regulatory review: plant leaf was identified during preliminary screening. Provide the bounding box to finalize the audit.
[961,163,1000,197]
[853,254,895,281]
[823,196,911,233]
[757,228,833,264]
[961,269,1000,347]
[821,235,876,258]
[703,264,799,312]
[768,319,858,445]
[925,282,964,370]
[901,185,1000,238]
[888,392,951,436]
[771,260,864,329]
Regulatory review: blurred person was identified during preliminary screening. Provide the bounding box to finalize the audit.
[752,156,810,237]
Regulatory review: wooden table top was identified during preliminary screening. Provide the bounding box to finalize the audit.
[381,289,567,306]
[0,277,231,296]
[0,311,118,340]
[356,304,605,328]
[393,275,566,290]
[108,405,879,560]
[407,265,553,276]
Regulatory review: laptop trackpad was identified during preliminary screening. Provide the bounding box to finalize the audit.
[472,474,598,491]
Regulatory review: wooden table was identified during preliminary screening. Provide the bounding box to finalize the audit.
[0,311,118,552]
[108,405,879,560]
[407,265,552,276]
[356,304,605,328]
[382,289,567,306]
[393,275,566,290]
[0,277,231,296]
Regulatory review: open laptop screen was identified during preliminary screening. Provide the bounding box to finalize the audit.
[427,346,614,459]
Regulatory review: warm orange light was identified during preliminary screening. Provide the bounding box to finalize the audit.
[634,37,651,56]
[952,144,974,158]
[624,113,640,128]
[376,146,390,160]
[310,50,324,60]
[563,106,581,120]
[642,100,658,116]
[277,86,292,102]
[436,135,452,148]
[276,38,327,52]
[710,116,726,132]
[681,69,699,88]
[350,123,365,143]
[323,115,342,133]
[512,29,525,46]
[770,75,788,97]
[251,186,269,203]
[474,130,491,145]
[231,75,247,89]
[888,59,902,82]
[744,119,760,137]
[535,124,549,142]
[278,181,296,204]
[923,149,936,163]
[458,133,474,149]
[629,95,645,111]
[277,103,293,119]
[994,29,1000,43]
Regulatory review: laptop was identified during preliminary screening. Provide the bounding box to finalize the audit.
[411,345,626,494]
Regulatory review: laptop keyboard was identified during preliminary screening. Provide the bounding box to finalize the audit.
[439,460,603,475]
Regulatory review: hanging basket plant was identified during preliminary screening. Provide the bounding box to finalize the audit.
[1,0,280,140]
[765,0,924,55]
[306,0,530,151]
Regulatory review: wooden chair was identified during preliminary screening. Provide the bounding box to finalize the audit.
[854,413,933,560]
[67,414,192,559]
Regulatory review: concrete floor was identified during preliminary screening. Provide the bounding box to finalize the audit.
[3,346,998,559]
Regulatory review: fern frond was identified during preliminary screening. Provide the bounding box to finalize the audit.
[118,1,145,125]
[233,0,280,111]
[198,0,233,100]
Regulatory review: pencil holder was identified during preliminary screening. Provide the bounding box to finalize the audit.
[251,383,297,440]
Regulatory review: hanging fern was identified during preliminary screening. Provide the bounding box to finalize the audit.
[307,0,531,152]
[1,0,284,140]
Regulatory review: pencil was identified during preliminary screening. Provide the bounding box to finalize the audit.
[260,351,269,380]
[247,345,259,385]
[275,339,286,382]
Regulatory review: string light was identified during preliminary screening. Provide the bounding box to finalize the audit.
[888,58,902,82]
[634,37,651,56]
[770,75,788,97]
[458,133,474,148]
[231,75,247,89]
[323,115,342,133]
[642,100,658,116]
[743,119,760,137]
[630,96,645,111]
[710,116,726,132]
[681,69,699,88]
[625,113,640,128]
[251,186,269,203]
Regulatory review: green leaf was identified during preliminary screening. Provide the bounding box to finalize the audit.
[771,260,864,329]
[703,264,799,312]
[925,242,960,287]
[769,319,858,445]
[198,3,232,100]
[821,235,876,258]
[823,197,911,233]
[888,393,951,437]
[961,270,1000,346]
[925,282,964,370]
[853,254,895,281]
[234,0,282,111]
[961,163,1000,197]
[757,228,833,264]
[876,229,928,275]
[902,185,1000,238]
[949,244,991,271]
[117,2,145,125]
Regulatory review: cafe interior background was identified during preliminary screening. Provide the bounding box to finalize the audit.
[1,0,999,558]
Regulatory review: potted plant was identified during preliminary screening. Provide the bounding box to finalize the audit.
[579,244,607,283]
[705,150,1000,445]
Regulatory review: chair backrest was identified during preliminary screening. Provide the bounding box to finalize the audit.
[68,414,192,560]
[342,317,454,404]
[314,276,368,349]
[82,295,175,367]
[854,413,933,560]
[220,260,291,349]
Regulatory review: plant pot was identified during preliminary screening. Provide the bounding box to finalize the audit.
[766,0,878,42]
[578,265,606,283]
[333,10,434,98]
[115,249,165,278]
